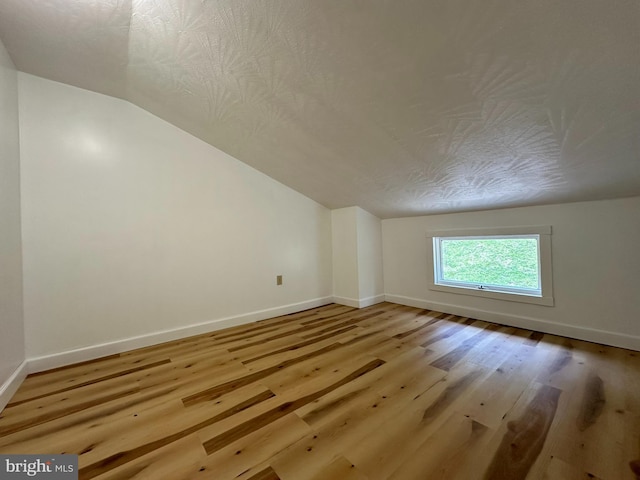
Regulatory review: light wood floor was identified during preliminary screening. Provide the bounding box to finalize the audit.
[1,303,639,480]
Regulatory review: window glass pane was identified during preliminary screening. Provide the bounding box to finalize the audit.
[440,238,539,289]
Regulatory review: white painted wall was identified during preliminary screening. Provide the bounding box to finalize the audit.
[331,207,360,304]
[18,73,333,364]
[9,68,638,380]
[331,206,384,308]
[0,39,26,404]
[382,197,640,350]
[356,208,384,306]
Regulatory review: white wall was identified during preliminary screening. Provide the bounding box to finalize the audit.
[10,71,639,380]
[331,207,360,304]
[383,197,640,350]
[331,206,384,308]
[356,207,384,305]
[19,73,333,366]
[0,39,26,405]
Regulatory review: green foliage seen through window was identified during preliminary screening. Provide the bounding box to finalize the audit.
[441,238,539,289]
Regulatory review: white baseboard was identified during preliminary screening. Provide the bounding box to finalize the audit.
[385,294,640,352]
[27,296,334,374]
[333,295,385,309]
[0,361,28,412]
[332,296,361,308]
[358,295,386,308]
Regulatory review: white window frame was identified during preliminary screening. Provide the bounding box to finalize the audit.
[427,225,554,306]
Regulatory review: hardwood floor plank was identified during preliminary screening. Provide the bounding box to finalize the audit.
[625,350,640,480]
[456,341,547,429]
[430,323,502,371]
[80,389,276,479]
[181,343,344,407]
[0,352,248,445]
[392,311,448,339]
[195,413,312,480]
[541,457,604,480]
[419,317,475,348]
[0,302,637,480]
[387,413,493,480]
[243,466,281,480]
[7,359,171,406]
[225,309,382,354]
[339,361,488,480]
[576,371,606,432]
[298,311,387,339]
[241,325,359,366]
[483,384,561,480]
[0,383,170,447]
[526,331,546,347]
[462,325,521,369]
[0,381,140,438]
[202,359,386,455]
[300,309,384,329]
[91,434,207,480]
[540,340,634,479]
[277,454,370,480]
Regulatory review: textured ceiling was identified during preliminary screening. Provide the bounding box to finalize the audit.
[1,0,639,218]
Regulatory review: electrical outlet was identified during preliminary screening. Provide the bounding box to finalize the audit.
[276,275,283,285]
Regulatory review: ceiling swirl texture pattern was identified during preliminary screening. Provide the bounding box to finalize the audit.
[1,0,638,217]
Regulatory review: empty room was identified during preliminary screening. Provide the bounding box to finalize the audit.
[1,1,639,479]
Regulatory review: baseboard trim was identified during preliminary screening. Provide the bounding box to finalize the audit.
[27,296,334,373]
[385,294,640,351]
[0,361,28,412]
[358,295,386,308]
[333,295,385,309]
[332,296,361,308]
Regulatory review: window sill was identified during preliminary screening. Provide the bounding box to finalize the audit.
[428,282,554,306]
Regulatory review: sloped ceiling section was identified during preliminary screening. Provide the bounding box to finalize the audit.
[1,0,638,218]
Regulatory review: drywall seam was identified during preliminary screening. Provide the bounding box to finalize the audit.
[27,296,333,373]
[385,294,640,352]
[0,361,28,412]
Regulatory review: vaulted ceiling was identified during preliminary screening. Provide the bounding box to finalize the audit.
[1,0,638,218]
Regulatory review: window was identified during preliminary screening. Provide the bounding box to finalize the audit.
[435,235,541,295]
[427,226,553,306]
